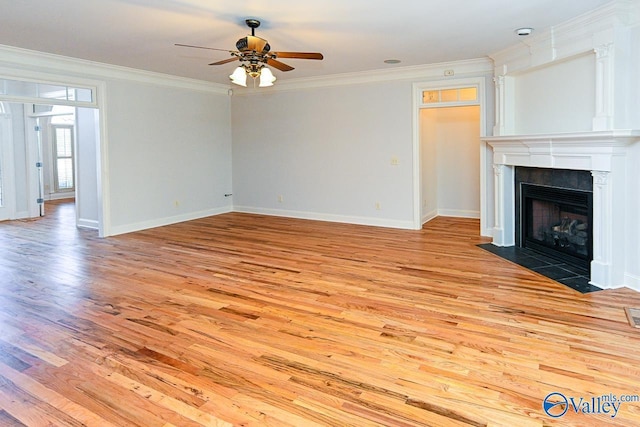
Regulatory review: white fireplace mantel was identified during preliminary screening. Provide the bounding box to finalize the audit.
[484,130,640,172]
[481,130,640,289]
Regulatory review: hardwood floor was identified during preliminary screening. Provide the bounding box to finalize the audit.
[1,200,639,426]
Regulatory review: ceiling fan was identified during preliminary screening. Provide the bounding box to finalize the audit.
[176,19,324,87]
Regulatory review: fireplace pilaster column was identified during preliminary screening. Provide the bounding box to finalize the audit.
[492,164,514,246]
[492,72,515,136]
[592,44,614,131]
[493,75,505,136]
[590,170,612,287]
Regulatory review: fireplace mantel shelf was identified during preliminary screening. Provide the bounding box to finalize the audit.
[481,130,640,172]
[481,129,640,143]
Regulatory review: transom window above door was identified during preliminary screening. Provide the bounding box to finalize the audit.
[422,86,478,105]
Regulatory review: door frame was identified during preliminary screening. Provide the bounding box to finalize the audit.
[0,103,16,221]
[412,77,487,230]
[0,72,109,236]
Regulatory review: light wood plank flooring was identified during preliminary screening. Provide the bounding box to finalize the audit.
[1,200,639,426]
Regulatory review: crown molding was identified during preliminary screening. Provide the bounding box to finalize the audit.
[490,0,639,74]
[0,43,493,97]
[231,57,494,95]
[0,44,229,95]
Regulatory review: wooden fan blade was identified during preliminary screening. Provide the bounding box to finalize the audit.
[273,52,324,60]
[267,58,294,72]
[175,43,232,53]
[209,57,239,66]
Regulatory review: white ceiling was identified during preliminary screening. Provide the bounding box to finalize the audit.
[0,0,613,86]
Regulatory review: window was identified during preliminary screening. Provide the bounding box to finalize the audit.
[0,77,94,106]
[422,86,478,105]
[53,125,74,192]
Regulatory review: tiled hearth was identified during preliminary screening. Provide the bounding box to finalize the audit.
[482,131,640,290]
[478,243,600,293]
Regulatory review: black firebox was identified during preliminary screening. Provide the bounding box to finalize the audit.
[520,183,593,270]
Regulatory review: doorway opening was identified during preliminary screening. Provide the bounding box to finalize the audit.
[413,78,485,229]
[0,76,103,234]
[420,105,480,224]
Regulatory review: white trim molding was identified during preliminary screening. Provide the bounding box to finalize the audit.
[412,75,489,230]
[109,206,233,236]
[593,43,615,131]
[491,163,514,247]
[77,218,99,230]
[489,1,639,74]
[233,206,415,230]
[0,44,228,95]
[489,0,640,135]
[236,58,494,95]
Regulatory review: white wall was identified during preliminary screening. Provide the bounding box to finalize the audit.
[420,108,437,222]
[232,81,415,228]
[626,141,640,289]
[76,107,99,229]
[618,23,640,130]
[0,44,232,235]
[421,106,480,220]
[624,22,640,288]
[513,54,595,135]
[106,81,232,235]
[0,106,14,220]
[0,45,494,235]
[9,104,29,217]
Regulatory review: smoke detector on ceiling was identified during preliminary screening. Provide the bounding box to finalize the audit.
[515,27,533,36]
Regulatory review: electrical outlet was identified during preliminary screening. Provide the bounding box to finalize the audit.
[174,200,180,208]
[444,69,454,76]
[391,156,399,166]
[278,195,284,203]
[375,202,381,210]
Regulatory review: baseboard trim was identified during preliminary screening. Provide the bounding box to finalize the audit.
[437,209,481,219]
[108,206,233,236]
[45,193,75,201]
[624,273,640,292]
[106,206,478,236]
[421,209,438,225]
[233,206,415,230]
[13,210,31,220]
[77,218,99,230]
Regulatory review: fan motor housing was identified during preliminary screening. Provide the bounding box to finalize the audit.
[236,37,271,53]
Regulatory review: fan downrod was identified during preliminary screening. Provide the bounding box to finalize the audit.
[246,19,260,35]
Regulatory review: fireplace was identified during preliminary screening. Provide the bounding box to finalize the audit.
[482,131,640,290]
[514,167,593,271]
[520,184,592,270]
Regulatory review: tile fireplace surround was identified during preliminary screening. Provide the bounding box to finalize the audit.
[482,131,640,290]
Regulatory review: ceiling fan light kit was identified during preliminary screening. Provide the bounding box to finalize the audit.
[229,66,248,86]
[258,67,276,87]
[177,18,323,88]
[229,63,276,87]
